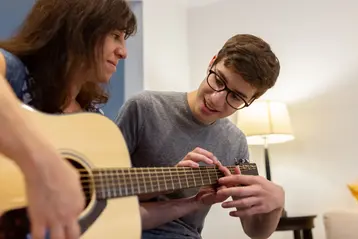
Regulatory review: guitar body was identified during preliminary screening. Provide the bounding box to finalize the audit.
[0,106,141,239]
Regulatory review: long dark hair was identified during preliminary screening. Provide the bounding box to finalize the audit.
[0,0,137,113]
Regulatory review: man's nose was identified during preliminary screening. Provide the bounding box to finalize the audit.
[210,91,227,107]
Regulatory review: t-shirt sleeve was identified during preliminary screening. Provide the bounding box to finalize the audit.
[114,93,149,155]
[0,49,28,99]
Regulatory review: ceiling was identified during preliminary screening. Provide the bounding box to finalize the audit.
[138,0,224,8]
[183,0,224,8]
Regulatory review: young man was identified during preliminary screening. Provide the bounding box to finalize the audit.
[115,34,285,239]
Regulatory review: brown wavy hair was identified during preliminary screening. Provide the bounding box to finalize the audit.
[0,0,137,113]
[213,34,280,101]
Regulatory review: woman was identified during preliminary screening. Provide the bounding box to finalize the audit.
[0,0,136,238]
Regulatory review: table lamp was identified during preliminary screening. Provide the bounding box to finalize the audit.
[236,100,294,217]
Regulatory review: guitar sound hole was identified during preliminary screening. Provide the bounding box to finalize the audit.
[0,159,93,239]
[0,208,29,239]
[68,158,93,208]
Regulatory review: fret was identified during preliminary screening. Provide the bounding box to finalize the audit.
[205,167,212,184]
[176,167,182,189]
[101,170,106,199]
[118,169,123,197]
[107,170,111,197]
[134,168,140,194]
[112,170,117,197]
[198,168,204,185]
[93,171,98,198]
[108,170,113,197]
[122,168,128,196]
[108,170,113,198]
[180,168,190,188]
[161,168,168,191]
[104,170,111,198]
[190,168,197,187]
[139,168,147,194]
[95,170,105,199]
[100,170,106,198]
[168,168,174,190]
[147,168,154,192]
[184,168,189,187]
[112,170,118,197]
[155,168,160,192]
[128,168,134,195]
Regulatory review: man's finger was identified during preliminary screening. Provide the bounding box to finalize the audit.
[221,196,260,209]
[228,204,265,218]
[218,174,258,186]
[217,185,227,191]
[234,166,241,175]
[177,160,199,168]
[186,152,214,165]
[217,185,260,198]
[192,147,215,159]
[218,165,231,177]
[192,147,222,165]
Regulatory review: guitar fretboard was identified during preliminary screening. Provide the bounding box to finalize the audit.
[90,164,258,200]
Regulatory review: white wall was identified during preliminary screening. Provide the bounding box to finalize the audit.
[142,0,191,92]
[188,1,358,239]
[125,1,144,100]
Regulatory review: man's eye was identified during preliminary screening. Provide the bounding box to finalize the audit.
[215,77,223,85]
[233,95,240,100]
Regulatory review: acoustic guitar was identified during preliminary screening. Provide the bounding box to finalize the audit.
[0,104,258,239]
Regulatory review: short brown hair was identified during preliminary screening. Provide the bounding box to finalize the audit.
[213,34,280,100]
[0,0,137,113]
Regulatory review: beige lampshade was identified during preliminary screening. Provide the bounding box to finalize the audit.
[236,101,294,145]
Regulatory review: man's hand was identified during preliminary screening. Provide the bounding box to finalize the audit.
[217,167,285,217]
[176,147,234,207]
[176,147,219,168]
[195,184,229,206]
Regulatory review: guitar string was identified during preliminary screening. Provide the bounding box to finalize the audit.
[67,166,256,194]
[78,172,224,184]
[77,171,239,194]
[73,165,257,173]
[79,167,240,174]
[84,177,217,191]
[76,169,239,184]
[75,167,256,187]
[73,166,255,185]
[81,177,222,197]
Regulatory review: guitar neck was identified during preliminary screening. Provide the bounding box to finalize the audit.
[91,163,258,200]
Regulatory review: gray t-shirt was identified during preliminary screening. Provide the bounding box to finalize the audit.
[115,90,249,239]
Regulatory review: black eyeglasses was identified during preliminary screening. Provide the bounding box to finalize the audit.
[206,69,251,110]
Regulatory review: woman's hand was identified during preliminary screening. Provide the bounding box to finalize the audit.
[20,142,85,239]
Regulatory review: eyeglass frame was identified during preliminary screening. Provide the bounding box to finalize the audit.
[206,68,256,110]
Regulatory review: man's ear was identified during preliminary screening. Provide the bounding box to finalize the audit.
[207,55,217,72]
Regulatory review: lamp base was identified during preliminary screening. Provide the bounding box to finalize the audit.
[264,146,288,218]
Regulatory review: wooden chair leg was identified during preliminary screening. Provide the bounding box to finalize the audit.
[303,229,313,239]
[294,230,302,239]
